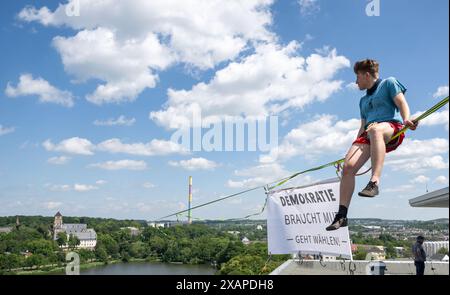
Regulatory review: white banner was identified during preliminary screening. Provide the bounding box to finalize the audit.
[267,178,352,259]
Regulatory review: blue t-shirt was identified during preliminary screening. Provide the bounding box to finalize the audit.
[359,77,406,128]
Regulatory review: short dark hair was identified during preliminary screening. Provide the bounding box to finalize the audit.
[417,235,425,241]
[354,59,379,78]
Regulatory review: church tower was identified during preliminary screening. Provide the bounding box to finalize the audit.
[54,211,63,229]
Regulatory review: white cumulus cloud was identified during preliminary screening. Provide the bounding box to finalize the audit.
[43,137,95,155]
[298,0,320,16]
[168,157,218,171]
[434,176,449,185]
[412,106,449,131]
[346,82,359,91]
[410,175,430,184]
[94,115,136,126]
[45,201,62,210]
[18,0,275,104]
[386,155,449,174]
[385,138,449,174]
[46,184,71,192]
[96,138,188,156]
[88,160,148,170]
[43,137,187,157]
[47,156,71,165]
[142,182,156,189]
[0,125,15,136]
[226,162,313,189]
[151,44,350,129]
[260,114,360,163]
[433,86,449,98]
[45,183,99,192]
[386,138,448,158]
[74,184,98,192]
[5,74,74,107]
[53,27,171,105]
[384,185,416,193]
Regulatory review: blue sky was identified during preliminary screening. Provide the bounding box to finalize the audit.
[0,0,448,221]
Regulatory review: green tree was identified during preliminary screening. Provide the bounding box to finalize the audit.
[56,232,68,247]
[179,247,193,264]
[141,227,155,241]
[25,254,46,269]
[68,234,80,250]
[148,236,167,255]
[97,234,119,257]
[121,251,130,262]
[26,239,57,256]
[129,241,148,259]
[353,248,368,260]
[385,244,397,259]
[95,246,108,263]
[244,242,267,256]
[162,240,181,262]
[219,255,265,275]
[437,247,449,255]
[0,254,22,271]
[36,225,51,240]
[78,249,96,263]
[216,240,245,265]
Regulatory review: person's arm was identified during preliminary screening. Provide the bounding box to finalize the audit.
[412,245,420,260]
[357,119,366,137]
[415,246,422,257]
[393,93,419,130]
[415,244,426,261]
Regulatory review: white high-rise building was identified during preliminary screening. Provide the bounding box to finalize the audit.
[423,241,449,257]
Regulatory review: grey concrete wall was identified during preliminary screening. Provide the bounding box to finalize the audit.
[270,259,449,275]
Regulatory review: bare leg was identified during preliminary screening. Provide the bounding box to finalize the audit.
[340,144,371,208]
[367,123,396,185]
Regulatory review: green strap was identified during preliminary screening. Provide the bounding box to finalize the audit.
[268,158,345,190]
[391,96,449,141]
[157,185,264,220]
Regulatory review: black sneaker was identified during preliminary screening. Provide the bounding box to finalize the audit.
[325,216,348,231]
[358,181,379,198]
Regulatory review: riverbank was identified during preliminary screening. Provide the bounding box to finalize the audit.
[13,258,158,275]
